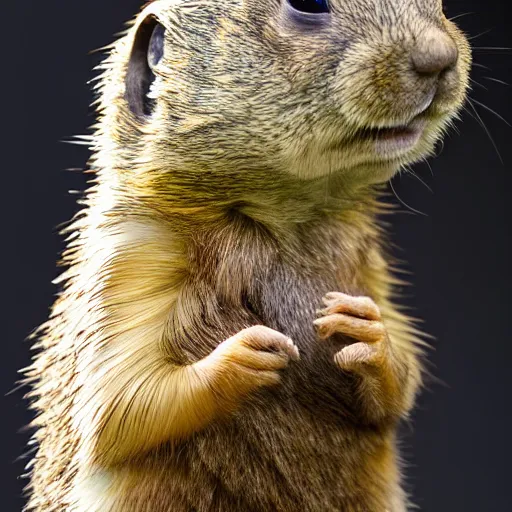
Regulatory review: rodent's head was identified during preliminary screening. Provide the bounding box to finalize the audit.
[97,0,471,195]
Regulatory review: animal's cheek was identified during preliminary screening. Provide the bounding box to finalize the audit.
[328,44,409,126]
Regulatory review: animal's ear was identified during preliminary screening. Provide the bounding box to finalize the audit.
[125,16,165,117]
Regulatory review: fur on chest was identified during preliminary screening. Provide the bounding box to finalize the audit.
[166,211,376,382]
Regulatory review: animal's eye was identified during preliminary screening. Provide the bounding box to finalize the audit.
[287,0,329,14]
[125,17,164,117]
[148,23,165,70]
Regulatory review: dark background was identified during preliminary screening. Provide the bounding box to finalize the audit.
[3,0,510,510]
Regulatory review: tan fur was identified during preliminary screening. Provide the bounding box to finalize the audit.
[22,0,470,510]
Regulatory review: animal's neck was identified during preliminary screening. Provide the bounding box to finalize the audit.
[189,194,382,305]
[96,163,387,298]
[118,163,382,239]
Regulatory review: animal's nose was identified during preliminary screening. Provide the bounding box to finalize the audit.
[411,28,458,76]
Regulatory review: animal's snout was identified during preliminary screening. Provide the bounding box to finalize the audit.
[411,28,458,77]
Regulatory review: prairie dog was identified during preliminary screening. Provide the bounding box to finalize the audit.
[23,0,471,510]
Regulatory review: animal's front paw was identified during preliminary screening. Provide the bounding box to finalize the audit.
[314,292,389,372]
[199,325,300,407]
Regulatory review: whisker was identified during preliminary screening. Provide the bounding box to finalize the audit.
[424,159,434,178]
[464,105,479,123]
[470,97,511,127]
[472,46,512,50]
[468,30,492,41]
[389,178,427,217]
[404,167,433,194]
[466,101,503,163]
[483,76,509,86]
[472,62,490,70]
[448,12,474,22]
[435,137,446,157]
[472,47,512,53]
[469,78,488,91]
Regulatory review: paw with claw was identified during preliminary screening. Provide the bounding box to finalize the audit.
[314,292,390,372]
[313,292,411,422]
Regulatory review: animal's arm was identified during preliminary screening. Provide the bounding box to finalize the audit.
[376,302,423,417]
[89,346,216,467]
[87,325,297,467]
[314,249,423,425]
[363,249,424,419]
[72,221,298,468]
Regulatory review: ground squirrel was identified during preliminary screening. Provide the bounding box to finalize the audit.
[22,0,471,510]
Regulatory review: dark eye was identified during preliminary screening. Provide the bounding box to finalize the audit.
[287,0,329,14]
[125,17,165,117]
[148,23,165,70]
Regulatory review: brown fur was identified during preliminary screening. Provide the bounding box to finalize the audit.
[22,0,471,510]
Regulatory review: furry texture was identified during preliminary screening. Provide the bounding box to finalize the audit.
[22,0,471,510]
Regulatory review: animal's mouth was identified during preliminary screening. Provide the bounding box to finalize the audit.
[353,95,435,157]
[357,121,424,141]
[356,117,427,156]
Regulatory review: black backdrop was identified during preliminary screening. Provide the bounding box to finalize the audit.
[3,1,511,510]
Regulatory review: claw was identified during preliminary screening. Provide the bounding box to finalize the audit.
[334,342,378,370]
[314,314,386,344]
[319,293,381,322]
